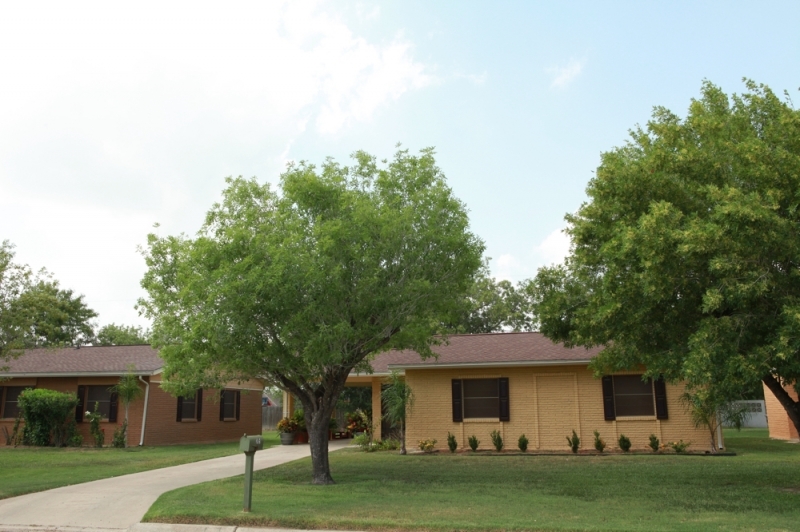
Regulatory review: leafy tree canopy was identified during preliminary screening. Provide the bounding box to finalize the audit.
[139,148,484,483]
[1,241,97,365]
[529,80,800,434]
[96,323,149,346]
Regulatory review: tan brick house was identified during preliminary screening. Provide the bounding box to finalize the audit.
[763,381,800,441]
[0,345,262,446]
[343,332,713,452]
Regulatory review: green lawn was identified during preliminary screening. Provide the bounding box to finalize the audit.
[0,431,279,499]
[144,429,800,532]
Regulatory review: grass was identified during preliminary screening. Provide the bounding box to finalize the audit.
[0,431,279,499]
[144,429,800,532]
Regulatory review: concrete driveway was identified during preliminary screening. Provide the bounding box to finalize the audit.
[0,440,351,531]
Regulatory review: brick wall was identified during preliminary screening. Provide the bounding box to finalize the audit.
[763,381,800,441]
[1,376,261,446]
[400,364,711,452]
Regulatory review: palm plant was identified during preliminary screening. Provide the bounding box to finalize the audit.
[381,371,414,455]
[110,365,144,447]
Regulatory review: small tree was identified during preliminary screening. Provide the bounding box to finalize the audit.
[381,371,414,455]
[110,365,144,447]
[682,389,748,453]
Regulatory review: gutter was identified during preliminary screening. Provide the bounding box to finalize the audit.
[138,376,150,447]
[387,359,593,370]
[0,370,158,378]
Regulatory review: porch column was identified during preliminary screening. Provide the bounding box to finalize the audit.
[282,391,295,418]
[371,377,382,441]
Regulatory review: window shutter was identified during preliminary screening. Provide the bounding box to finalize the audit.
[654,377,668,420]
[76,385,86,422]
[109,393,118,423]
[235,391,241,421]
[176,396,183,422]
[0,387,4,418]
[451,379,463,422]
[196,389,203,422]
[601,376,616,421]
[219,390,225,421]
[498,377,510,422]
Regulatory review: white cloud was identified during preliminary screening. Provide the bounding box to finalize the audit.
[456,71,488,86]
[549,59,585,89]
[489,226,571,284]
[534,226,571,265]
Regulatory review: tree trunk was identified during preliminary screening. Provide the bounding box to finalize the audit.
[399,420,406,455]
[303,398,337,485]
[763,375,800,436]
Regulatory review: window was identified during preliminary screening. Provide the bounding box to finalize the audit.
[75,385,118,422]
[601,375,668,420]
[177,389,203,422]
[219,390,240,421]
[1,387,28,419]
[451,378,509,422]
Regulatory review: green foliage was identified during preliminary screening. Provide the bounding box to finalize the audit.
[518,434,529,452]
[648,434,660,452]
[468,435,479,451]
[96,323,149,346]
[681,388,750,452]
[291,409,307,432]
[18,388,79,447]
[345,409,370,433]
[382,371,414,454]
[618,434,631,452]
[566,430,580,453]
[110,365,144,448]
[593,430,606,453]
[2,412,23,446]
[353,433,372,451]
[112,420,128,448]
[669,440,691,453]
[138,148,484,482]
[529,80,800,433]
[276,417,298,433]
[417,438,437,452]
[86,402,104,448]
[336,387,372,418]
[490,429,503,451]
[446,432,458,453]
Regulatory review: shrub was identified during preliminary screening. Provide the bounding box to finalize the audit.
[468,435,479,451]
[669,440,691,453]
[112,420,128,448]
[18,388,79,447]
[353,433,372,451]
[85,403,105,448]
[2,413,23,447]
[618,434,631,452]
[418,438,437,453]
[490,430,503,451]
[566,430,580,453]
[593,430,606,453]
[648,434,660,452]
[518,434,529,452]
[447,432,458,453]
[378,438,401,451]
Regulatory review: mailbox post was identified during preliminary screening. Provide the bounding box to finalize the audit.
[239,433,263,512]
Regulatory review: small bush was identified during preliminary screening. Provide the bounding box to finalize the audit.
[447,432,458,453]
[593,430,606,453]
[648,434,660,452]
[85,403,105,448]
[468,435,479,451]
[353,433,371,450]
[518,434,529,452]
[378,438,401,451]
[566,430,580,453]
[618,434,631,452]
[418,438,437,453]
[490,430,503,451]
[669,440,691,453]
[112,420,128,448]
[18,388,79,447]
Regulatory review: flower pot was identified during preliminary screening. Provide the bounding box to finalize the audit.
[280,432,295,445]
[294,431,309,444]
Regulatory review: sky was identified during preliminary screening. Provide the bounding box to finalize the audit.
[1,0,798,330]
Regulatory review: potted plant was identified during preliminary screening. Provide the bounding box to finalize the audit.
[346,409,371,438]
[292,409,308,443]
[276,417,298,445]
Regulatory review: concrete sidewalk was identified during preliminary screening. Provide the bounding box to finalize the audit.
[0,441,351,531]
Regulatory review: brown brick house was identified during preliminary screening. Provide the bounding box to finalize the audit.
[336,332,713,452]
[0,345,262,446]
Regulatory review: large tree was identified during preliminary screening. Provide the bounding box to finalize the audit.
[96,323,149,345]
[1,241,97,366]
[139,148,484,484]
[530,80,800,436]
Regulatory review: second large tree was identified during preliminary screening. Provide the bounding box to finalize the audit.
[139,148,484,483]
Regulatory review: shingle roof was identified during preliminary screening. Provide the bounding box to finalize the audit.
[1,345,163,376]
[368,332,603,373]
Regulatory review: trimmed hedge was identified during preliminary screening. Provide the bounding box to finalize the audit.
[18,388,80,447]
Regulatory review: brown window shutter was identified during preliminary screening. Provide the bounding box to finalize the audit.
[235,391,241,421]
[498,377,510,422]
[76,385,86,422]
[109,393,118,423]
[196,389,203,422]
[219,390,225,421]
[452,379,463,422]
[602,376,616,421]
[176,396,183,422]
[654,377,669,420]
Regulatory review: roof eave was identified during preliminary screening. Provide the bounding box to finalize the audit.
[387,359,593,370]
[0,369,162,378]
